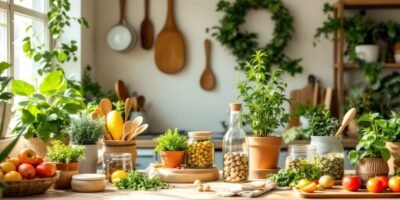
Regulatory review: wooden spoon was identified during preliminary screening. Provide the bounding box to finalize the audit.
[154,0,185,74]
[128,124,148,140]
[137,95,145,112]
[140,0,154,49]
[131,116,143,129]
[335,108,357,137]
[200,39,216,91]
[131,97,138,112]
[122,121,134,141]
[124,98,133,122]
[115,80,129,101]
[100,98,112,115]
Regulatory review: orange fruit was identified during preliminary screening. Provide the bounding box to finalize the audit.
[0,161,16,173]
[7,157,21,167]
[3,171,23,181]
[302,182,317,193]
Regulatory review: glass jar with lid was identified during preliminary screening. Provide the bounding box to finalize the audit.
[223,103,248,183]
[105,153,132,182]
[186,131,214,168]
[285,144,316,169]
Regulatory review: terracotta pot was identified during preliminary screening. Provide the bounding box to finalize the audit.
[386,142,400,174]
[356,158,389,185]
[248,136,282,179]
[54,162,79,190]
[160,151,185,168]
[102,140,137,169]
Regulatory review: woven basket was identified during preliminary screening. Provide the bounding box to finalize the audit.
[356,158,389,185]
[2,177,54,197]
[386,142,400,174]
[102,139,137,168]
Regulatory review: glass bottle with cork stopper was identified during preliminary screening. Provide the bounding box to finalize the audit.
[222,103,249,182]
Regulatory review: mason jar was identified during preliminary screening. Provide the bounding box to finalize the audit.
[105,153,132,182]
[285,144,316,169]
[186,131,214,168]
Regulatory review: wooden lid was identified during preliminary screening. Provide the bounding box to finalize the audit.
[230,103,242,111]
[72,174,106,181]
[188,131,212,138]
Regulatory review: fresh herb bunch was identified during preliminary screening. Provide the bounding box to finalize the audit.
[46,140,84,163]
[268,163,321,187]
[303,107,339,137]
[68,116,104,145]
[154,129,187,152]
[380,111,400,142]
[115,171,170,190]
[348,113,390,166]
[237,51,289,136]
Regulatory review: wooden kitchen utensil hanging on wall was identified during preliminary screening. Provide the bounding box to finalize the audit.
[200,39,216,91]
[155,0,186,74]
[140,0,154,49]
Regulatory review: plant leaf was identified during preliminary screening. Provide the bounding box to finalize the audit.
[11,80,35,96]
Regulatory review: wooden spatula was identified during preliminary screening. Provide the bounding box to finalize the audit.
[200,39,216,91]
[128,124,148,140]
[131,116,143,129]
[122,121,134,141]
[335,108,357,137]
[124,98,133,122]
[140,0,154,49]
[115,80,129,101]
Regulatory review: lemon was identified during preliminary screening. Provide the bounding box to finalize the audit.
[107,111,123,140]
[3,171,22,181]
[0,162,16,173]
[111,170,128,183]
[296,179,311,189]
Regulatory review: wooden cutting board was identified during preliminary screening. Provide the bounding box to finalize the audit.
[293,186,400,198]
[154,0,185,74]
[156,166,219,183]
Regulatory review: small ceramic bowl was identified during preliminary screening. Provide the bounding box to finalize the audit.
[71,174,106,193]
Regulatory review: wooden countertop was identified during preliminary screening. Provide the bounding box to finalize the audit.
[4,170,388,200]
[136,137,359,149]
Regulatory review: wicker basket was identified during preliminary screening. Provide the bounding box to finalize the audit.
[102,139,137,168]
[2,177,54,197]
[356,158,389,185]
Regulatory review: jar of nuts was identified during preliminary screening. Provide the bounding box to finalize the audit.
[285,144,316,169]
[186,131,214,168]
[222,103,249,183]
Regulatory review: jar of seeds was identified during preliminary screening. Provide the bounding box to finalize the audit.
[285,144,316,169]
[186,131,214,168]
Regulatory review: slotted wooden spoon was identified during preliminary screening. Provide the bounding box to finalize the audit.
[200,39,216,91]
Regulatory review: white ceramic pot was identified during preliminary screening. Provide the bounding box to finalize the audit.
[73,144,98,174]
[310,136,344,155]
[71,174,106,193]
[355,44,379,63]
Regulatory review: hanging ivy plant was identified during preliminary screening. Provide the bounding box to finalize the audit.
[212,0,302,76]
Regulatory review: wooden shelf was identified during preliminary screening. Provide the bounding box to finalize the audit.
[335,63,400,70]
[339,0,400,9]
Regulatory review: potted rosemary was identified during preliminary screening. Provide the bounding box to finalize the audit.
[154,128,187,168]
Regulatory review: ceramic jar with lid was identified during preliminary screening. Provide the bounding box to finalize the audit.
[186,131,214,168]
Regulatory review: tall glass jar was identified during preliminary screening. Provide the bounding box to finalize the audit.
[186,131,214,168]
[223,103,248,183]
[285,144,316,169]
[105,153,132,182]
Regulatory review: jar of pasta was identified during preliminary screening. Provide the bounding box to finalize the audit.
[186,131,214,168]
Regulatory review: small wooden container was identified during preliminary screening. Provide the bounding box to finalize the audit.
[71,174,106,193]
[54,162,78,190]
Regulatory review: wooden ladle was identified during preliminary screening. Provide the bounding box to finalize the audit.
[140,0,154,49]
[335,108,357,137]
[200,39,216,91]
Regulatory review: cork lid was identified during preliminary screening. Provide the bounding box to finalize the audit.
[230,103,242,111]
[188,131,212,138]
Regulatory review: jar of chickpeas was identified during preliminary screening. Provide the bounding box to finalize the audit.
[186,131,214,168]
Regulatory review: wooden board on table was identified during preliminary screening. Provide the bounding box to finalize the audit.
[156,166,219,183]
[293,186,400,198]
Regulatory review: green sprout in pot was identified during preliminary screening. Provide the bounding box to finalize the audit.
[68,115,104,145]
[154,129,187,168]
[46,140,85,164]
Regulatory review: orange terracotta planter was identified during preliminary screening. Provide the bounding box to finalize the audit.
[160,151,185,168]
[248,136,282,179]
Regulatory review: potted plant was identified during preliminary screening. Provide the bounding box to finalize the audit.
[11,70,85,156]
[380,111,400,174]
[0,62,13,139]
[46,140,84,189]
[237,51,289,179]
[154,128,187,168]
[348,113,390,185]
[68,115,104,173]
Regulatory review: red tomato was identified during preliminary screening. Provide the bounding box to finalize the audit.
[17,163,36,179]
[18,148,37,165]
[313,180,319,184]
[342,176,362,191]
[389,176,400,192]
[34,156,44,166]
[36,162,56,178]
[377,176,389,189]
[367,178,385,193]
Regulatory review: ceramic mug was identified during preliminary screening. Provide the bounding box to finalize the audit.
[355,45,379,63]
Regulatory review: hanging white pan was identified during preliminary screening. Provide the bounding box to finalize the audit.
[107,0,136,51]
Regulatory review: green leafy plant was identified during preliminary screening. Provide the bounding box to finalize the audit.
[46,140,84,163]
[212,0,302,76]
[0,62,13,102]
[82,66,117,106]
[154,129,187,152]
[115,171,170,190]
[237,51,289,136]
[68,115,104,145]
[380,111,400,142]
[268,162,321,187]
[348,113,390,165]
[303,107,339,137]
[11,70,86,142]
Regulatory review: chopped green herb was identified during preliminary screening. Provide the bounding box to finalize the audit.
[115,171,170,191]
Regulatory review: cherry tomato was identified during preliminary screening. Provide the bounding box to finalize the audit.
[367,177,385,193]
[389,176,400,192]
[342,176,361,192]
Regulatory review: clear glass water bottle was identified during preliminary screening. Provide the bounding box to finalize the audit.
[222,103,248,183]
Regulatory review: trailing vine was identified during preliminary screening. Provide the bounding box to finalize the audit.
[212,0,302,76]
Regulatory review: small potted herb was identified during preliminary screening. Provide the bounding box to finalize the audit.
[237,51,289,179]
[380,111,400,174]
[46,140,84,189]
[68,116,104,173]
[154,128,187,168]
[348,113,390,185]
